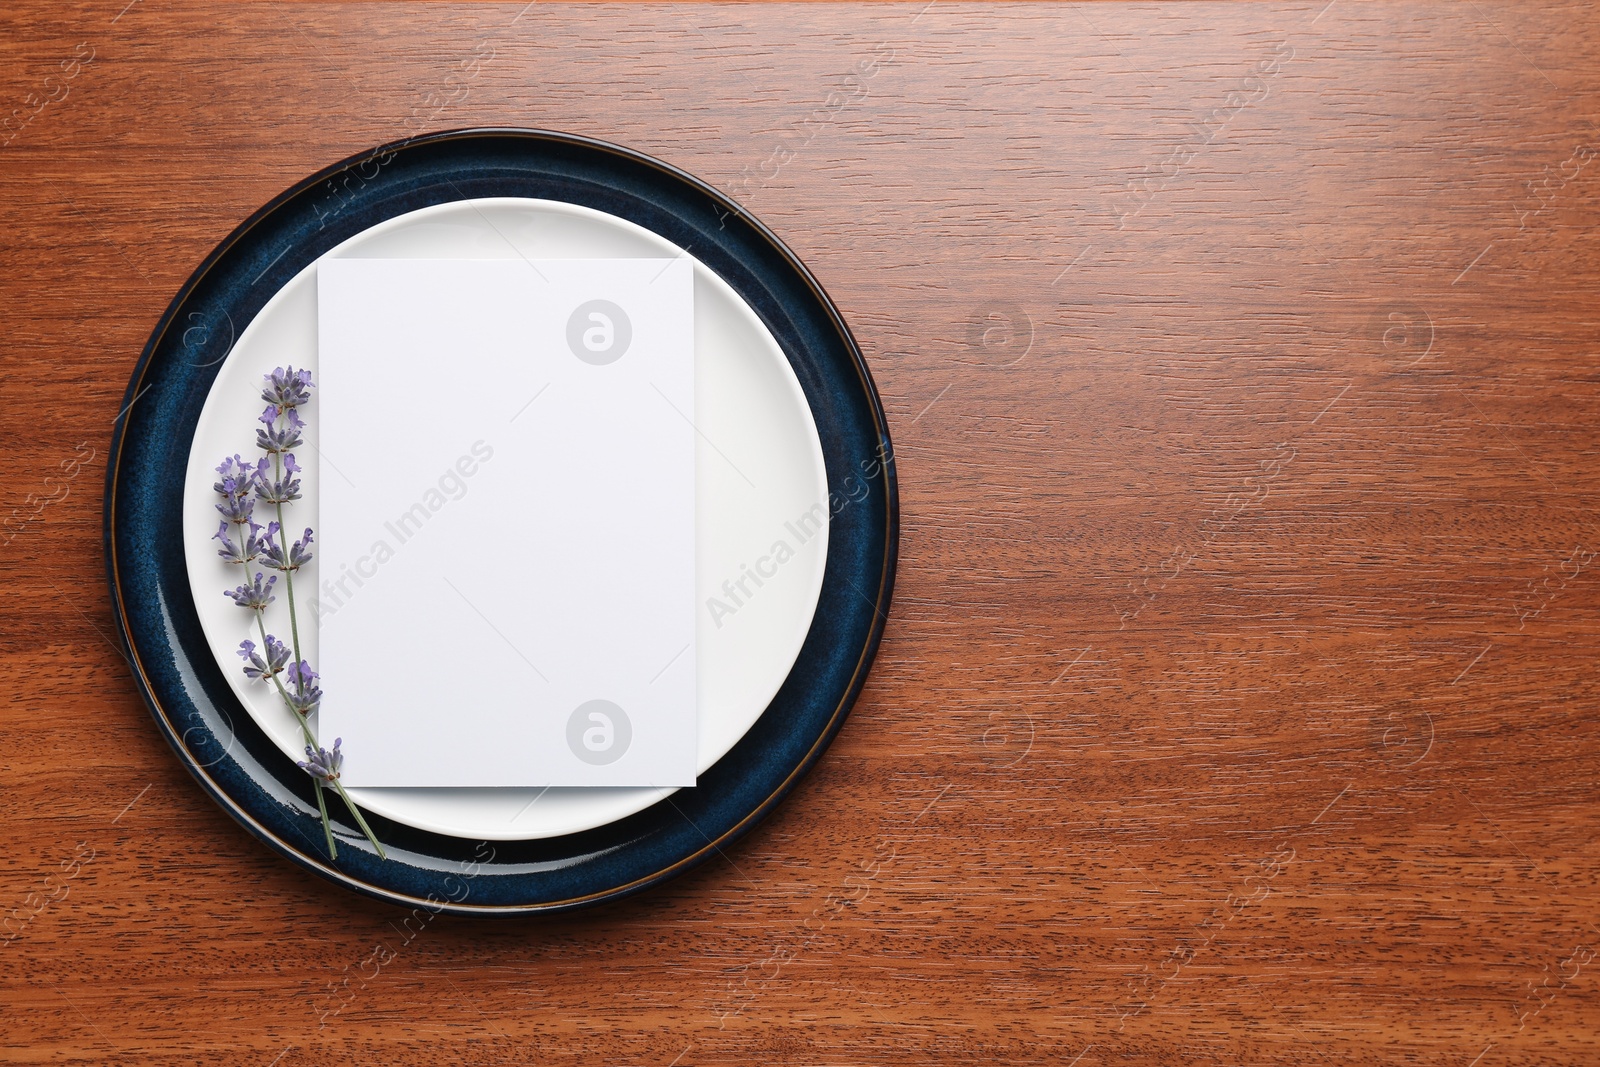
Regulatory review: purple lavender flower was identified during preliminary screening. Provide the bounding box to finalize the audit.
[213,453,260,525]
[225,571,277,611]
[213,520,269,565]
[256,406,305,454]
[259,524,314,572]
[262,527,312,575]
[212,454,257,498]
[262,366,314,411]
[215,493,254,526]
[237,635,292,681]
[290,525,314,566]
[285,660,322,716]
[297,737,342,783]
[256,454,304,504]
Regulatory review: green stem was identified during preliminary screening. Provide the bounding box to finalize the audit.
[312,777,337,860]
[331,779,387,860]
[254,614,307,737]
[272,448,303,666]
[239,491,340,862]
[248,614,335,862]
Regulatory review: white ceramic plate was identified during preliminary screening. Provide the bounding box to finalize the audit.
[183,198,828,840]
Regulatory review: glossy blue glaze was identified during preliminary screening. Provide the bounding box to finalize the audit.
[103,129,898,914]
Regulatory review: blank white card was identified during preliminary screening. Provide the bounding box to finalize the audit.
[316,258,696,787]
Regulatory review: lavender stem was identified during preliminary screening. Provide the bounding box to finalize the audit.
[271,446,303,666]
[238,493,337,859]
[312,775,337,860]
[331,779,387,860]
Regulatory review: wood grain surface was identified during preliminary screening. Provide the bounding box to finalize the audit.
[4,2,1600,1063]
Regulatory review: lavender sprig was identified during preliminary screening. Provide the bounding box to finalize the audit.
[259,522,313,572]
[213,454,264,499]
[213,454,264,526]
[238,636,291,681]
[296,735,384,863]
[214,365,385,862]
[285,660,322,717]
[225,571,276,611]
[262,366,314,409]
[214,520,268,566]
[256,405,305,454]
[299,737,342,780]
[256,453,303,505]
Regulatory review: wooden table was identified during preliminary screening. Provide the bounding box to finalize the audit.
[4,2,1599,1062]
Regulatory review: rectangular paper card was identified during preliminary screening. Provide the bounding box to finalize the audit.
[316,257,696,787]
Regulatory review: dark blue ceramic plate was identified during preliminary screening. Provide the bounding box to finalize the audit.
[104,128,897,914]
